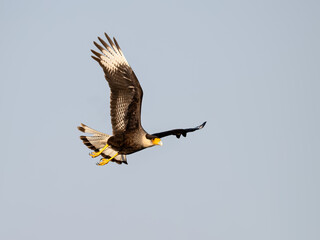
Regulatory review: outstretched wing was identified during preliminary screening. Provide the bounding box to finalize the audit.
[152,121,207,139]
[91,33,143,135]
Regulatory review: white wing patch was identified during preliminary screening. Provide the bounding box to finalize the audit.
[91,34,136,135]
[95,35,130,73]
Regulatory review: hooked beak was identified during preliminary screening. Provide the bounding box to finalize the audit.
[152,138,163,146]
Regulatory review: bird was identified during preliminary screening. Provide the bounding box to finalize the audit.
[78,33,206,166]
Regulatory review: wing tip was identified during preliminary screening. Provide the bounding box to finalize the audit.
[198,121,207,129]
[91,55,100,62]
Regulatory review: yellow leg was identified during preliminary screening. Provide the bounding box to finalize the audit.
[96,153,119,166]
[90,144,109,158]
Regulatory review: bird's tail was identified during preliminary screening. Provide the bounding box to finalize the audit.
[77,123,127,164]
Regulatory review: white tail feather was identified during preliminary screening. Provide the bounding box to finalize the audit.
[78,123,127,164]
[79,123,109,136]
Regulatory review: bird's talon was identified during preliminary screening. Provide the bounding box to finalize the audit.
[89,144,109,158]
[78,34,207,167]
[96,158,110,166]
[90,152,98,158]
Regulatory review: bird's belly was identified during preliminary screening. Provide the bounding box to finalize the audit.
[108,140,143,155]
[108,133,146,155]
[117,144,144,155]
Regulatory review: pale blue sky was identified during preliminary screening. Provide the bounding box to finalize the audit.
[1,0,319,239]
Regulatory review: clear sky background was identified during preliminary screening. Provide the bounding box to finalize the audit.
[1,0,319,239]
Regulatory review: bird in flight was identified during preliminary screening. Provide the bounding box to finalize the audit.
[78,33,206,166]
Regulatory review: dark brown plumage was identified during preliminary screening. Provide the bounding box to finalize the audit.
[78,33,206,165]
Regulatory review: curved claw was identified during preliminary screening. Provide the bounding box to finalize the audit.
[96,153,119,166]
[96,158,111,166]
[90,151,100,158]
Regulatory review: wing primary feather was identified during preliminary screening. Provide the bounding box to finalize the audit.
[91,55,100,62]
[113,37,122,55]
[152,121,207,139]
[104,33,119,54]
[197,121,207,129]
[91,49,102,58]
[98,37,114,54]
[94,41,115,61]
[93,41,105,52]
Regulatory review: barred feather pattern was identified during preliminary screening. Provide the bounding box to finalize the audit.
[77,123,128,164]
[91,33,141,136]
